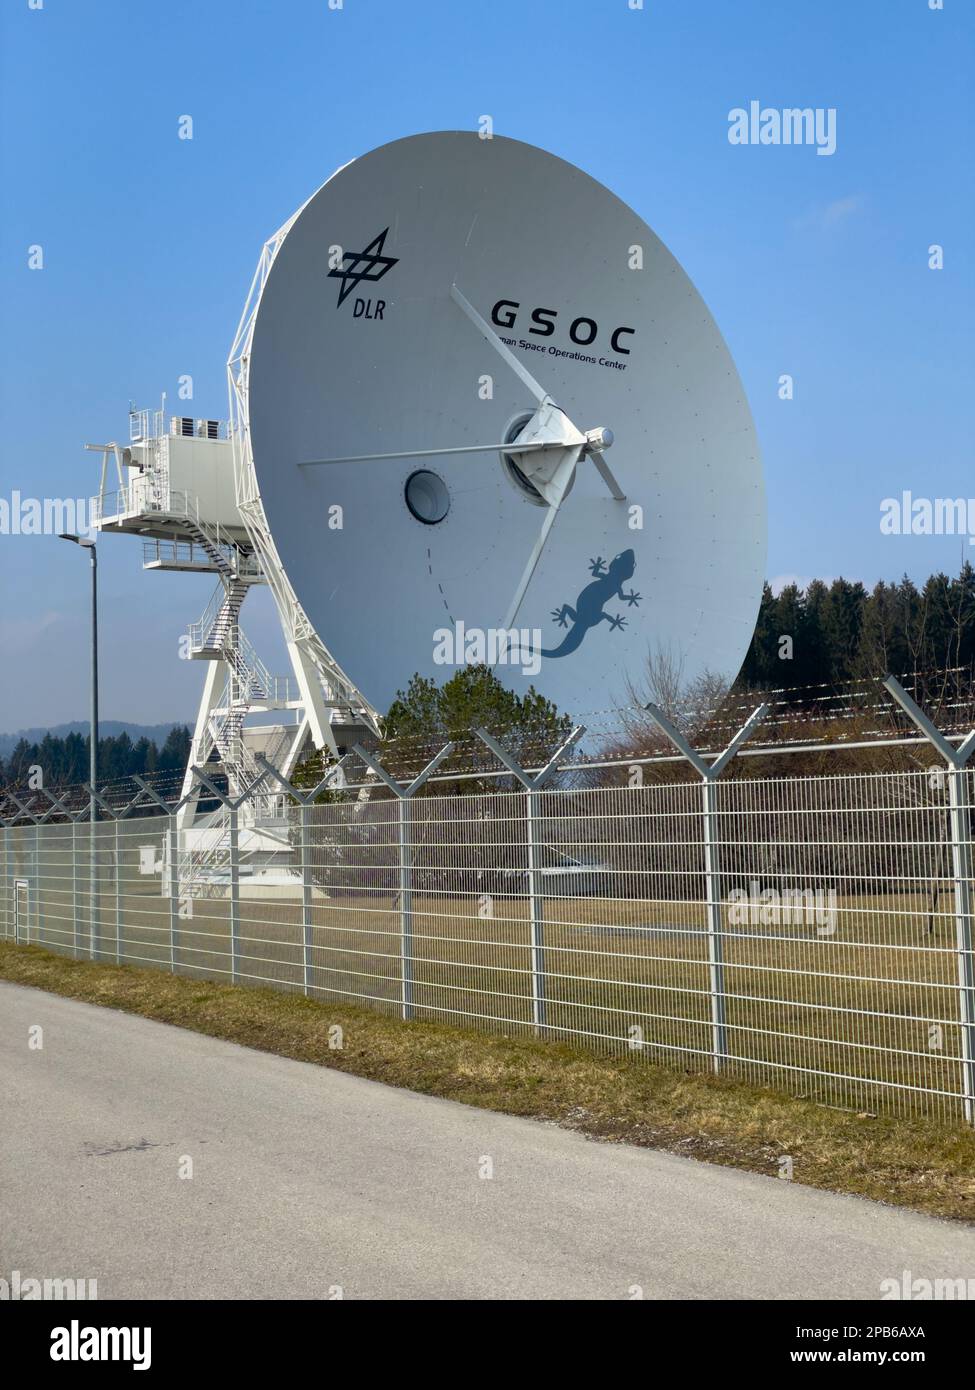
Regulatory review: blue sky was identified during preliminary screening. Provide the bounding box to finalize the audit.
[0,0,972,730]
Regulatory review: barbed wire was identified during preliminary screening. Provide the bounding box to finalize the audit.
[344,668,975,777]
[2,669,974,816]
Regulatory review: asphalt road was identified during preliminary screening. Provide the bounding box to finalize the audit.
[3,980,975,1300]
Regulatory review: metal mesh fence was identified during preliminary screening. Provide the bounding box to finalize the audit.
[2,726,973,1126]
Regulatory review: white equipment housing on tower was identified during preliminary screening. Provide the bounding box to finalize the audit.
[86,402,378,891]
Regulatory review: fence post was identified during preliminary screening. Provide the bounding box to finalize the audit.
[6,826,12,941]
[525,784,546,1030]
[399,797,414,1015]
[86,786,126,967]
[31,817,37,939]
[352,742,456,1022]
[882,676,975,1124]
[253,752,356,999]
[132,776,192,976]
[3,825,10,941]
[71,818,79,957]
[90,808,98,963]
[473,726,585,1037]
[700,776,726,1063]
[25,789,84,956]
[300,801,313,995]
[169,815,179,973]
[229,802,240,984]
[948,765,975,1114]
[0,822,6,940]
[128,778,183,973]
[34,820,39,944]
[114,816,121,965]
[5,805,23,941]
[178,766,273,989]
[6,826,11,941]
[642,701,768,1074]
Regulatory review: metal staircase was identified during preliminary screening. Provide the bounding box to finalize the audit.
[176,817,234,900]
[171,495,288,803]
[172,799,296,899]
[188,602,284,794]
[192,579,250,659]
[173,506,297,844]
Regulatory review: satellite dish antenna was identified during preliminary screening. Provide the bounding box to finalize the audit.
[231,132,765,724]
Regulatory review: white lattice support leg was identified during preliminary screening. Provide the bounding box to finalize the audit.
[287,641,339,757]
[178,659,228,829]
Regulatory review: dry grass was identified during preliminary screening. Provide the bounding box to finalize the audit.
[3,939,975,1224]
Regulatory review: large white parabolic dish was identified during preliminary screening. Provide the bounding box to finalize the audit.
[245,132,765,719]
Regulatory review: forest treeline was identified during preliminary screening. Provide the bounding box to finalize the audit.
[0,726,192,790]
[4,567,973,794]
[739,565,975,688]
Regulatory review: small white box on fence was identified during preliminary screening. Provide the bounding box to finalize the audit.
[139,845,160,876]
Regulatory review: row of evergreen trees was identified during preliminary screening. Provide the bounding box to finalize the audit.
[0,727,192,791]
[5,566,974,794]
[740,565,975,688]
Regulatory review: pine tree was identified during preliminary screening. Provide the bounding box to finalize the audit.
[158,726,192,771]
[382,664,571,791]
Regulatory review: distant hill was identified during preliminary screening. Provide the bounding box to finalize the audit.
[0,721,187,759]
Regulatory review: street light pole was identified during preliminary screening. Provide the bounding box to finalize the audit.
[59,533,99,956]
[89,541,98,821]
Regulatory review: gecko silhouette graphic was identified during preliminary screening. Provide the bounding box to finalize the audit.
[541,549,641,658]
